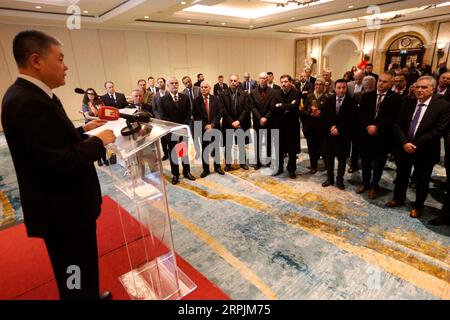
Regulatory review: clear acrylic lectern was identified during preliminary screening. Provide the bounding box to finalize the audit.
[101,118,197,300]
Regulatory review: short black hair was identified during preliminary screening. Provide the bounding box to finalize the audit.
[366,63,373,68]
[137,79,146,85]
[147,76,154,81]
[267,72,274,76]
[13,30,61,68]
[335,79,348,86]
[218,75,224,79]
[280,74,292,82]
[197,73,203,79]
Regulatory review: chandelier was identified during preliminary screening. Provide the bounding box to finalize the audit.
[275,0,321,7]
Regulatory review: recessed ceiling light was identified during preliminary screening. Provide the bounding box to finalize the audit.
[35,6,41,9]
[144,16,149,19]
[187,19,191,22]
[291,17,295,20]
[221,22,226,25]
[249,25,253,28]
[181,1,187,4]
[289,29,292,31]
[83,10,89,14]
[348,5,354,9]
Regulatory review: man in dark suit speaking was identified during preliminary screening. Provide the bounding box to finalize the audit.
[1,30,116,300]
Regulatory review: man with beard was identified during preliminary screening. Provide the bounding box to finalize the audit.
[272,74,301,179]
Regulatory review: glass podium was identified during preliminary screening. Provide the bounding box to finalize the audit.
[96,118,197,300]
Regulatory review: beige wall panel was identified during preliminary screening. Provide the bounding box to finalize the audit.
[167,33,187,76]
[0,38,14,131]
[244,38,256,78]
[69,29,106,93]
[201,35,219,83]
[124,30,152,91]
[186,34,203,79]
[255,38,268,76]
[216,36,233,80]
[98,29,131,95]
[147,32,169,79]
[231,37,245,78]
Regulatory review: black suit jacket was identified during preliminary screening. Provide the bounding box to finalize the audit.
[220,88,251,131]
[321,94,356,158]
[128,103,154,117]
[159,92,191,126]
[1,78,105,238]
[249,86,276,128]
[240,80,257,92]
[394,96,450,163]
[358,90,402,154]
[193,94,222,131]
[101,92,128,109]
[213,83,228,96]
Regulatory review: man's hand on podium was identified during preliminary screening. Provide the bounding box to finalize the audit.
[96,130,116,146]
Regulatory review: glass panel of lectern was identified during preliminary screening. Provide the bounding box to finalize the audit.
[99,118,197,300]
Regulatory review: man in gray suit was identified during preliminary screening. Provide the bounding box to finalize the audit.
[347,70,365,103]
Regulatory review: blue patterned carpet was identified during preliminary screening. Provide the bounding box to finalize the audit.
[1,123,449,300]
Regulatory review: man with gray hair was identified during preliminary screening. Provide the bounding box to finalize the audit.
[250,72,277,169]
[322,68,335,92]
[241,72,257,93]
[387,76,450,220]
[362,75,376,93]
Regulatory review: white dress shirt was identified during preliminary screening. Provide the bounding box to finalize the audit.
[18,74,53,98]
[411,96,432,137]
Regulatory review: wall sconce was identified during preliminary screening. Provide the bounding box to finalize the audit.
[310,50,319,59]
[437,42,446,58]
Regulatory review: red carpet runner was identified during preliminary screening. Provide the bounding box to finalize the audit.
[0,196,229,300]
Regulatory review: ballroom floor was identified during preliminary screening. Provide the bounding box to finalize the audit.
[0,123,449,300]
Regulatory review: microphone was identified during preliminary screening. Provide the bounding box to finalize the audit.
[98,106,151,123]
[74,88,85,94]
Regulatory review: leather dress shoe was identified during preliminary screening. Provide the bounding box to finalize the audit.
[100,291,112,300]
[309,168,317,174]
[322,180,334,187]
[254,164,262,170]
[336,182,345,190]
[224,165,231,172]
[288,171,296,179]
[200,171,210,178]
[162,154,169,161]
[97,160,103,166]
[241,164,249,170]
[184,173,196,181]
[368,188,379,200]
[355,185,367,194]
[215,168,225,175]
[171,176,179,185]
[428,216,450,226]
[409,208,422,218]
[385,199,403,208]
[347,167,359,173]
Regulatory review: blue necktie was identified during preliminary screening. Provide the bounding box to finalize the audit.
[408,103,425,139]
[336,97,343,114]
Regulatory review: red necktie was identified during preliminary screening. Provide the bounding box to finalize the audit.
[204,96,210,122]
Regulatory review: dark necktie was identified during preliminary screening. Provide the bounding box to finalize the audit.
[408,103,426,139]
[174,95,178,107]
[189,88,194,102]
[375,93,384,119]
[232,92,237,118]
[336,97,343,114]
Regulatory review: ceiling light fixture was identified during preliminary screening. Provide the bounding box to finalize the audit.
[187,19,191,22]
[348,5,354,9]
[83,10,88,13]
[35,6,42,9]
[181,1,187,4]
[276,0,320,7]
[221,22,226,25]
[144,16,149,19]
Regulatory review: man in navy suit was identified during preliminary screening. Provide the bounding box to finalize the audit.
[101,81,128,109]
[386,76,450,219]
[241,72,257,93]
[1,30,115,300]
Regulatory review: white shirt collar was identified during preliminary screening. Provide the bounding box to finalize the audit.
[18,74,53,98]
[170,92,178,99]
[417,96,432,107]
